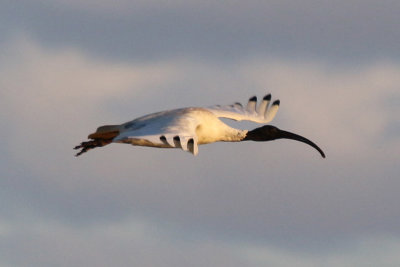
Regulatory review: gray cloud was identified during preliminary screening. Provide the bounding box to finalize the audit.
[1,0,399,63]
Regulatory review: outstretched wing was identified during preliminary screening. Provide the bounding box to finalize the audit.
[206,94,280,123]
[113,108,200,155]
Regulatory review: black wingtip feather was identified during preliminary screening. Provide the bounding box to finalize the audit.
[263,94,271,101]
[249,96,257,102]
[273,100,280,105]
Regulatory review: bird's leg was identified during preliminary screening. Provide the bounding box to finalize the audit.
[74,139,112,157]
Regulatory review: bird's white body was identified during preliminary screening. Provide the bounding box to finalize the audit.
[111,95,279,155]
[115,108,248,155]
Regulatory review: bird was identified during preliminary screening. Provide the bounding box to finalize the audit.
[74,93,325,158]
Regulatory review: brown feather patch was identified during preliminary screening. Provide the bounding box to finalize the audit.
[88,125,120,139]
[88,130,119,140]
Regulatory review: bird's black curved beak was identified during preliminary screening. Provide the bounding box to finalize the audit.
[244,125,326,158]
[278,129,326,158]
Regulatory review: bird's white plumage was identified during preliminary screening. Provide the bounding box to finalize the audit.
[112,94,280,155]
[207,95,279,123]
[114,108,197,153]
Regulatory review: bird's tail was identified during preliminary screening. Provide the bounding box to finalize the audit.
[74,125,121,157]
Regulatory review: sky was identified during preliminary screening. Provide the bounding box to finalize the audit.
[0,0,399,266]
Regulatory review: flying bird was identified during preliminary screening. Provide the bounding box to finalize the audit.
[74,94,325,158]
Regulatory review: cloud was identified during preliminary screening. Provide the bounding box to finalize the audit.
[2,0,399,62]
[1,217,400,267]
[242,236,400,267]
[1,36,400,266]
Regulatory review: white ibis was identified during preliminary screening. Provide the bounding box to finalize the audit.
[74,94,325,158]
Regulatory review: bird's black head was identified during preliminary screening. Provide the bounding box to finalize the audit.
[244,125,281,141]
[244,125,326,158]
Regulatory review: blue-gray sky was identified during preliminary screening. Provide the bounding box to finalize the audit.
[1,1,400,266]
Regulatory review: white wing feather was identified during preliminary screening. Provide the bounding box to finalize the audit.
[206,94,280,123]
[113,108,200,155]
